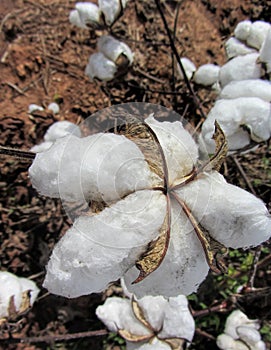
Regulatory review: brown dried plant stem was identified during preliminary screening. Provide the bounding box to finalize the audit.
[154,0,207,120]
[0,146,35,161]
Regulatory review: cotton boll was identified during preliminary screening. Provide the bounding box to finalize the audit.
[219,53,261,87]
[69,9,86,29]
[98,0,122,26]
[217,334,249,350]
[234,20,252,41]
[219,79,271,102]
[177,57,196,80]
[225,37,256,59]
[48,102,60,114]
[43,190,167,297]
[176,171,271,249]
[97,35,133,65]
[0,272,22,318]
[246,21,271,50]
[145,115,199,186]
[135,338,171,350]
[200,97,271,152]
[85,52,117,81]
[44,121,81,142]
[237,326,261,345]
[159,295,195,342]
[137,296,168,331]
[193,64,220,86]
[260,28,271,71]
[31,141,53,153]
[28,104,44,114]
[96,297,151,336]
[75,2,101,28]
[124,199,209,298]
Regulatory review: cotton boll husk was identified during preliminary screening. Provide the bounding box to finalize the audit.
[98,0,121,26]
[234,20,252,41]
[124,198,209,298]
[69,9,86,28]
[237,326,261,345]
[75,2,101,28]
[159,295,195,342]
[137,296,168,331]
[260,28,271,70]
[28,104,44,113]
[29,133,153,203]
[246,21,271,50]
[219,79,271,102]
[225,37,256,59]
[0,272,22,318]
[219,53,261,87]
[85,52,117,81]
[30,141,53,153]
[145,115,199,187]
[176,171,271,249]
[48,102,60,114]
[97,35,133,65]
[19,278,40,306]
[200,97,271,152]
[96,297,151,336]
[217,334,249,350]
[193,64,220,86]
[43,190,167,298]
[177,57,196,80]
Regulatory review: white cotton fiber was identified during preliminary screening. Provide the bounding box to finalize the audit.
[193,64,220,86]
[85,52,117,81]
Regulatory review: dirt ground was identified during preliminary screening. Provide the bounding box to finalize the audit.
[0,0,271,349]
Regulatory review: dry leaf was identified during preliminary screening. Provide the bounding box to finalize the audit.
[133,202,170,284]
[19,290,32,314]
[131,296,153,331]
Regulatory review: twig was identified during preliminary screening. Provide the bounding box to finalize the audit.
[231,155,257,196]
[0,146,35,161]
[192,300,230,318]
[127,82,183,95]
[246,246,262,289]
[0,329,108,345]
[195,328,216,341]
[134,67,166,84]
[154,0,207,120]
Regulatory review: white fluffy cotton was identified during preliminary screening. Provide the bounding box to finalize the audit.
[0,272,39,318]
[98,35,133,64]
[85,52,117,81]
[193,64,220,86]
[225,37,256,59]
[98,0,122,26]
[260,27,271,71]
[74,2,101,28]
[177,57,196,80]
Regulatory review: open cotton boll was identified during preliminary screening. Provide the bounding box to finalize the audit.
[48,102,60,114]
[177,57,196,80]
[29,132,153,203]
[217,334,249,350]
[246,21,271,50]
[85,52,117,81]
[135,339,171,350]
[176,171,271,249]
[260,28,271,72]
[69,9,86,29]
[44,121,81,142]
[0,272,39,318]
[234,20,252,41]
[225,37,256,59]
[137,296,168,331]
[200,97,271,152]
[219,79,271,102]
[224,310,259,339]
[43,190,167,298]
[219,53,262,87]
[193,64,220,86]
[145,115,199,186]
[75,2,101,28]
[28,104,44,114]
[97,35,133,65]
[237,326,261,345]
[96,297,151,336]
[124,198,209,298]
[98,0,122,26]
[31,141,53,153]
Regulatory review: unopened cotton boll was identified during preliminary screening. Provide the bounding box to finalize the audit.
[234,20,252,41]
[193,64,220,86]
[85,52,117,81]
[219,53,262,87]
[219,79,271,102]
[225,37,256,59]
[74,2,101,28]
[177,57,196,80]
[260,28,271,72]
[97,35,133,65]
[0,272,39,318]
[246,21,271,50]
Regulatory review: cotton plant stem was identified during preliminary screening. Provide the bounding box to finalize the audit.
[0,146,35,161]
[246,246,262,289]
[0,329,108,345]
[154,0,207,120]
